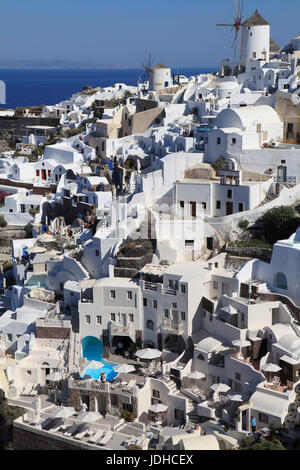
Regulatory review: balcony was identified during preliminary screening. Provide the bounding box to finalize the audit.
[162,319,184,335]
[110,322,135,338]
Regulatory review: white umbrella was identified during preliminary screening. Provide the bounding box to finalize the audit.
[38,233,56,243]
[77,411,102,423]
[261,363,282,382]
[45,371,63,382]
[232,339,251,358]
[27,245,46,254]
[149,404,168,413]
[188,371,205,380]
[83,360,105,370]
[51,406,76,419]
[113,364,136,374]
[135,348,162,360]
[228,393,243,402]
[210,383,231,393]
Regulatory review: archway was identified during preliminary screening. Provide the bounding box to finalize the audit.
[274,272,288,290]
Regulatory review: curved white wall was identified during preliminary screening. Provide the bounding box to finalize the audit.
[240,25,270,64]
[149,68,172,91]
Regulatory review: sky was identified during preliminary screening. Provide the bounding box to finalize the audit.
[0,0,299,68]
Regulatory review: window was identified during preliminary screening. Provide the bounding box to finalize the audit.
[172,303,177,309]
[213,281,218,289]
[96,316,102,324]
[174,409,185,422]
[111,313,116,322]
[110,290,115,299]
[238,203,244,212]
[181,284,186,294]
[197,353,205,361]
[85,315,91,324]
[217,137,221,145]
[180,201,185,209]
[227,189,232,199]
[259,413,268,424]
[164,309,170,318]
[146,319,154,330]
[209,314,213,322]
[143,298,148,307]
[95,250,99,256]
[232,138,236,144]
[129,314,134,323]
[235,372,241,382]
[7,333,12,342]
[127,291,132,300]
[27,370,32,375]
[216,200,221,210]
[153,390,160,398]
[153,299,157,309]
[128,119,132,126]
[202,202,207,210]
[181,312,186,321]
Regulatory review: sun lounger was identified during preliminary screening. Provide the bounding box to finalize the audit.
[125,379,136,391]
[40,417,54,429]
[64,423,81,437]
[74,425,89,440]
[88,430,104,444]
[97,430,113,446]
[48,419,64,433]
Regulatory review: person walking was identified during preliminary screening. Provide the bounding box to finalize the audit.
[250,416,256,433]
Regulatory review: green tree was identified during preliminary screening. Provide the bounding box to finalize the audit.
[211,157,226,176]
[239,435,286,451]
[0,390,24,449]
[0,216,7,228]
[258,206,300,244]
[239,219,249,230]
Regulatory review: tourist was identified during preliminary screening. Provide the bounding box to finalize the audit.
[81,402,88,413]
[250,416,256,433]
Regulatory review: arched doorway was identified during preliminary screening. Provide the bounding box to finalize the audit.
[274,272,288,290]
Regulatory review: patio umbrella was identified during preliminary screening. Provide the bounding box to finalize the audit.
[45,371,63,382]
[27,245,46,254]
[135,348,162,360]
[188,371,205,380]
[83,360,105,370]
[228,393,243,402]
[149,404,168,413]
[210,383,231,393]
[38,233,56,243]
[77,411,102,423]
[232,339,251,358]
[113,364,136,374]
[51,406,76,419]
[261,363,282,382]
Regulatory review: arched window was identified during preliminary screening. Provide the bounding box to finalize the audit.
[274,272,288,290]
[197,353,205,361]
[146,320,154,330]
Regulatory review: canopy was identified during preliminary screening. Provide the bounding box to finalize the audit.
[135,348,162,360]
[232,339,251,348]
[77,412,102,423]
[113,364,136,374]
[149,404,168,413]
[210,383,231,393]
[51,406,76,419]
[261,363,282,373]
[188,371,205,380]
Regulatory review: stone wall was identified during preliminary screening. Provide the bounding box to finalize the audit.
[13,422,95,450]
[226,245,273,263]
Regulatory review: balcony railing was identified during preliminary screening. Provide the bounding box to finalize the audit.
[274,176,297,185]
[162,319,184,335]
[110,322,135,337]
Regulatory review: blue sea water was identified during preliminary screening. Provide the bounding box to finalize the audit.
[0,68,216,109]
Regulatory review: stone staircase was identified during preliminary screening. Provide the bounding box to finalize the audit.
[164,377,178,394]
[61,381,69,407]
[186,400,199,424]
[76,259,90,279]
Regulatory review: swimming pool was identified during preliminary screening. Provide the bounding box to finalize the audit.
[81,336,118,381]
[26,274,48,290]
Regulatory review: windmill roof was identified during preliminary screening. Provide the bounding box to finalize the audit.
[152,63,170,69]
[243,10,269,27]
[270,38,281,52]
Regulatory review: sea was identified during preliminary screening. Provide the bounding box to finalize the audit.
[0,68,216,109]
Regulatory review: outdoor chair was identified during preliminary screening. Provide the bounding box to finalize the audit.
[74,425,89,440]
[97,430,113,446]
[88,430,104,444]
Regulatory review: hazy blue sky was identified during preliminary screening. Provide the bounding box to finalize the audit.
[1,0,299,67]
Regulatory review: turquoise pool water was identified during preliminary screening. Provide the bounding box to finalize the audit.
[26,274,48,290]
[81,336,117,381]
